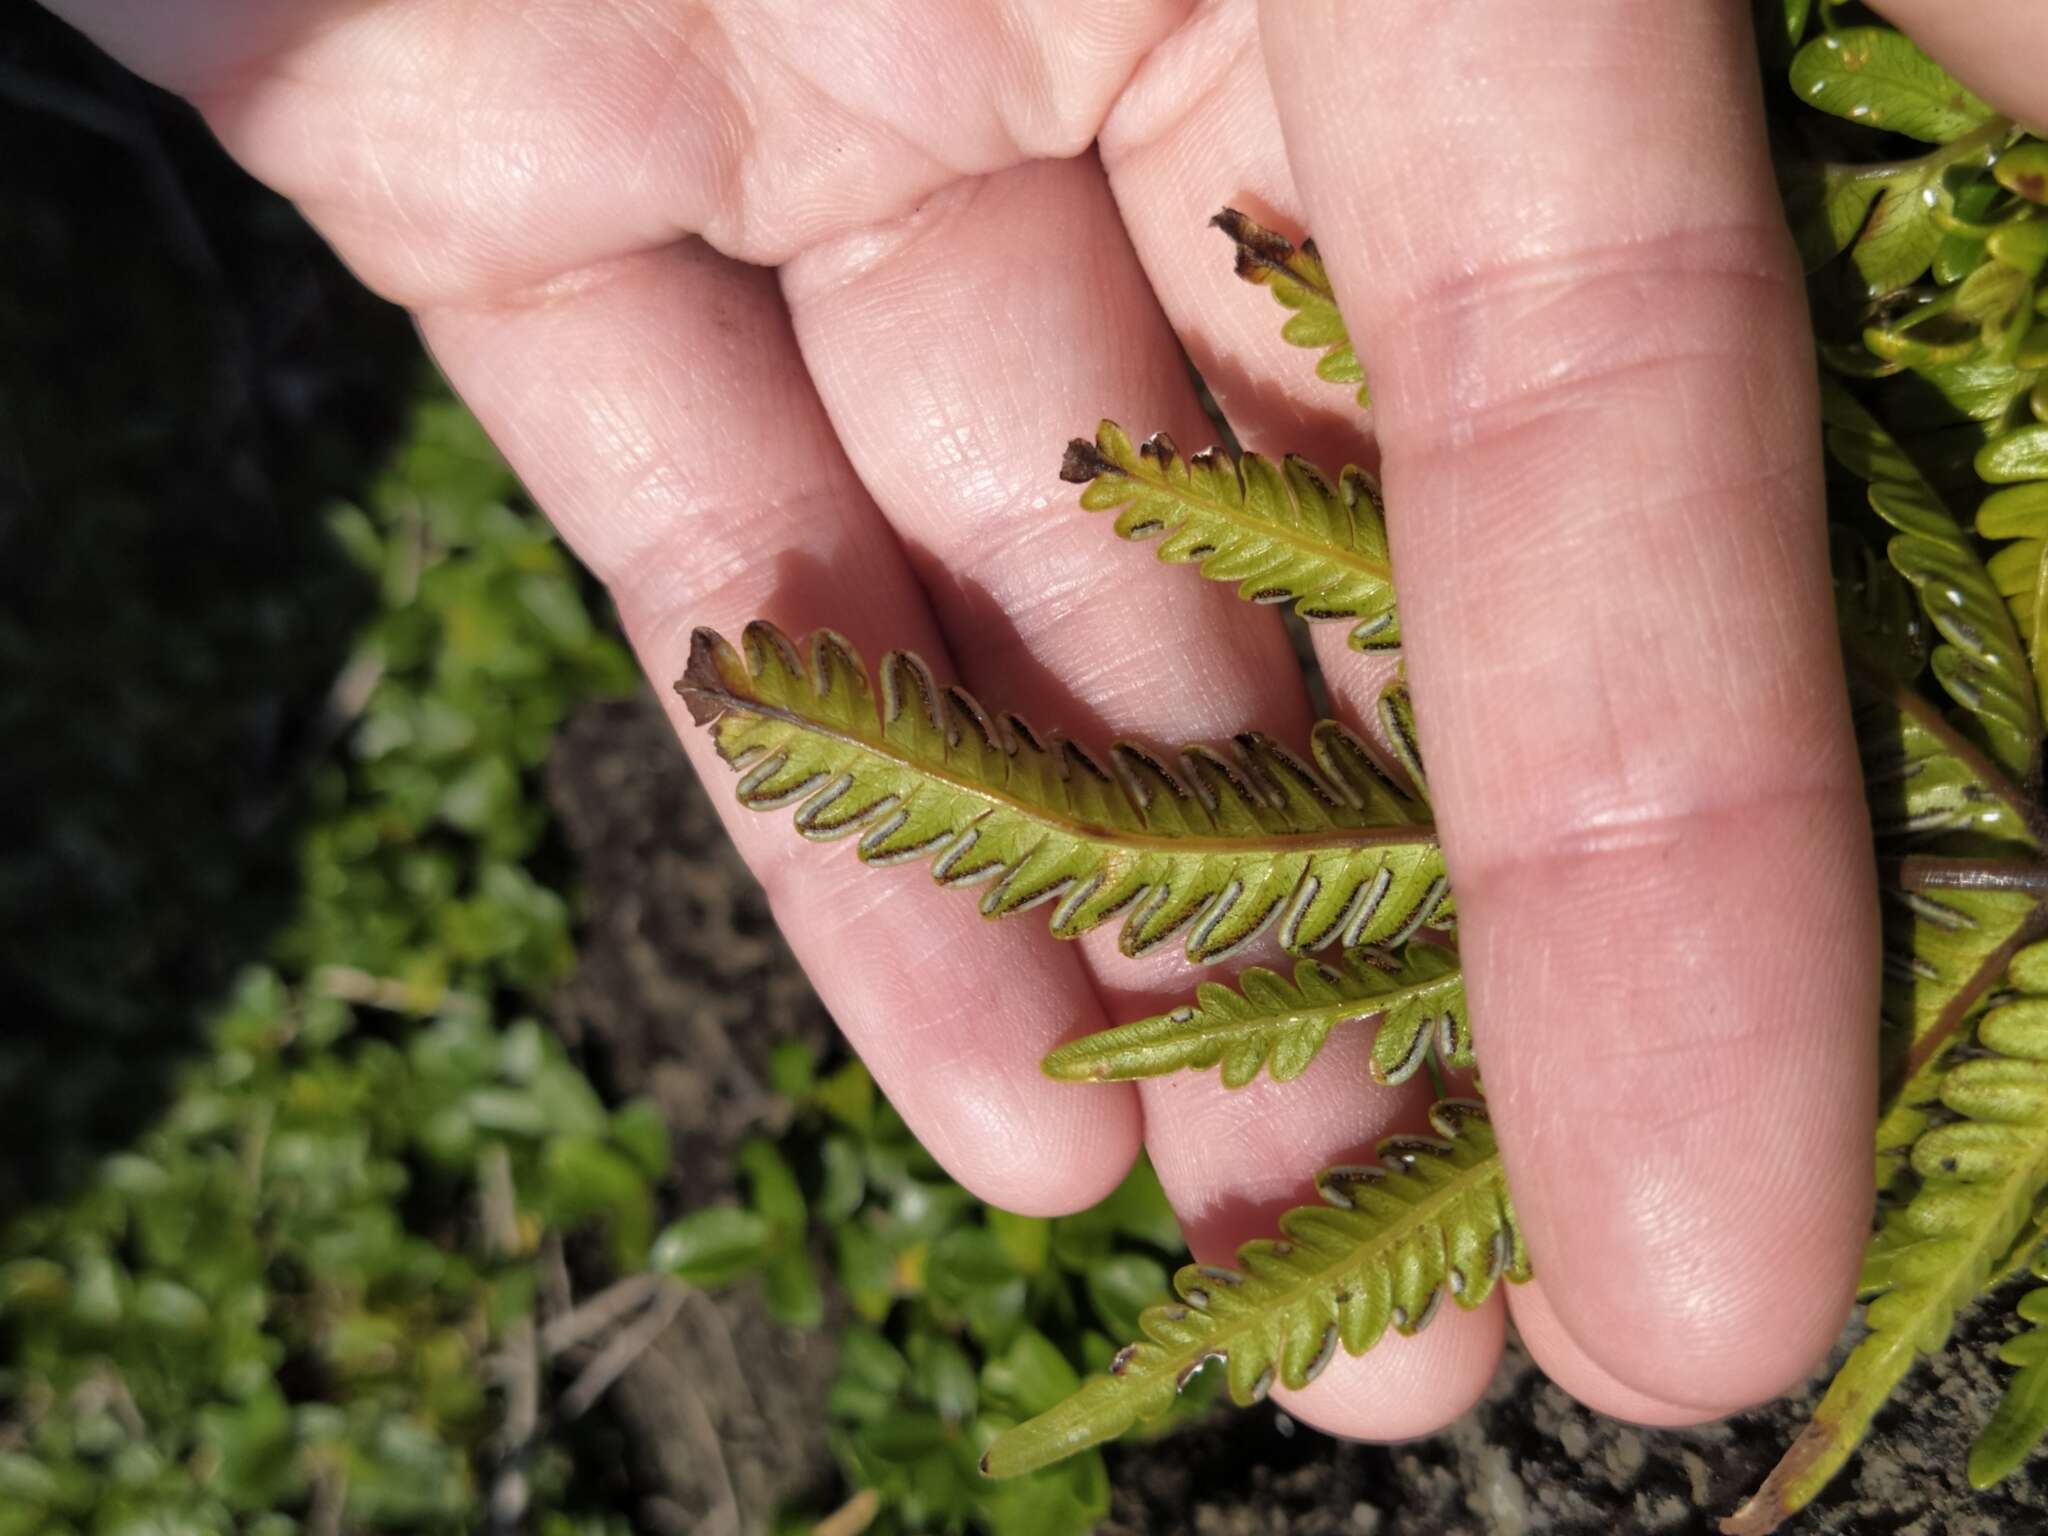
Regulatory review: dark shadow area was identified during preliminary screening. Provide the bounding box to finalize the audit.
[0,11,417,1209]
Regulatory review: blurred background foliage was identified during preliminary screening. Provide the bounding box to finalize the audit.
[0,12,1194,1533]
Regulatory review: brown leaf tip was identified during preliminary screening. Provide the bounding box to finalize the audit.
[1210,205,1298,280]
[675,627,732,727]
[1061,436,1112,483]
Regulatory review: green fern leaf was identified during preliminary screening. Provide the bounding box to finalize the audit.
[679,623,1449,963]
[980,1100,1520,1479]
[1727,946,2048,1534]
[1978,417,2048,716]
[1857,672,2044,1189]
[1789,29,1995,146]
[1825,378,2040,783]
[1211,208,1369,408]
[1040,942,1465,1090]
[1970,1246,2048,1487]
[1060,423,1397,651]
[1856,684,2042,849]
[1874,882,2043,1191]
[1969,946,2048,1490]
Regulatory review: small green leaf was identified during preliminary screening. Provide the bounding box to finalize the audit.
[837,1222,899,1322]
[1085,1254,1171,1343]
[1981,425,2048,484]
[1997,144,2048,205]
[1790,29,1995,144]
[929,1227,1029,1345]
[988,1207,1052,1277]
[651,1207,774,1288]
[762,1247,825,1329]
[767,1039,817,1102]
[133,1278,208,1334]
[815,1058,876,1133]
[1052,1159,1185,1269]
[911,1333,981,1425]
[740,1137,809,1234]
[982,1328,1084,1419]
[830,1327,910,1422]
[865,1410,950,1463]
[1782,0,1811,48]
[817,1133,868,1225]
[609,1098,671,1179]
[542,1135,653,1271]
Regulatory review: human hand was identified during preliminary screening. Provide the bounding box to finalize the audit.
[46,0,2048,1440]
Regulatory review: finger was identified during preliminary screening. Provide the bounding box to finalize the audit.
[1099,0,1370,475]
[47,0,1191,304]
[783,153,1501,1435]
[1263,0,1877,1415]
[1102,18,1508,1428]
[1508,1279,1714,1429]
[1102,3,1675,1421]
[415,240,1141,1215]
[1098,0,1395,728]
[1867,1,2048,128]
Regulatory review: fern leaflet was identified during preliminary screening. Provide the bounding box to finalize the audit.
[1971,1241,2048,1488]
[980,1100,1520,1479]
[1041,942,1466,1090]
[679,623,1449,962]
[1211,207,1368,408]
[1725,943,2048,1533]
[1978,407,2048,719]
[1061,422,1398,651]
[1824,377,2040,782]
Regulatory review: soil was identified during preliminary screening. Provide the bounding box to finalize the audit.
[546,689,2048,1536]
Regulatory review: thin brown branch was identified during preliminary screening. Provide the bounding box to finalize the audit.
[481,1145,536,1533]
[559,1280,686,1421]
[1887,855,2048,896]
[1895,902,2048,1094]
[538,1272,664,1359]
[813,1489,882,1536]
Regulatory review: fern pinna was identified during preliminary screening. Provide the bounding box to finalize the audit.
[684,8,2048,1528]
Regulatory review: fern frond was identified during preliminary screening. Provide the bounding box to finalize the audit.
[1824,377,2040,783]
[1211,207,1369,408]
[1856,684,2043,849]
[1040,942,1466,1091]
[679,624,1449,963]
[1970,1242,2048,1488]
[1875,882,2044,1190]
[1978,415,2048,717]
[980,1100,1520,1479]
[1060,423,1397,651]
[1857,673,2046,1191]
[1727,947,2048,1534]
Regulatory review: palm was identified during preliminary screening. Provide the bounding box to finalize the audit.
[54,0,2046,1448]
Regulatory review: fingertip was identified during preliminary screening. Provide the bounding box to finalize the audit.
[928,1070,1146,1219]
[1511,1279,1805,1428]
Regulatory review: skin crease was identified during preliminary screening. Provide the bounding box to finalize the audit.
[39,0,2048,1445]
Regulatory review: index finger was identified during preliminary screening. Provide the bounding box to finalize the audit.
[1261,0,1878,1414]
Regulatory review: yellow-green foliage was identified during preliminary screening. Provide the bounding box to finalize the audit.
[681,622,1448,962]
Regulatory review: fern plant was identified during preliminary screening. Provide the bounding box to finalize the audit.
[684,5,2048,1526]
